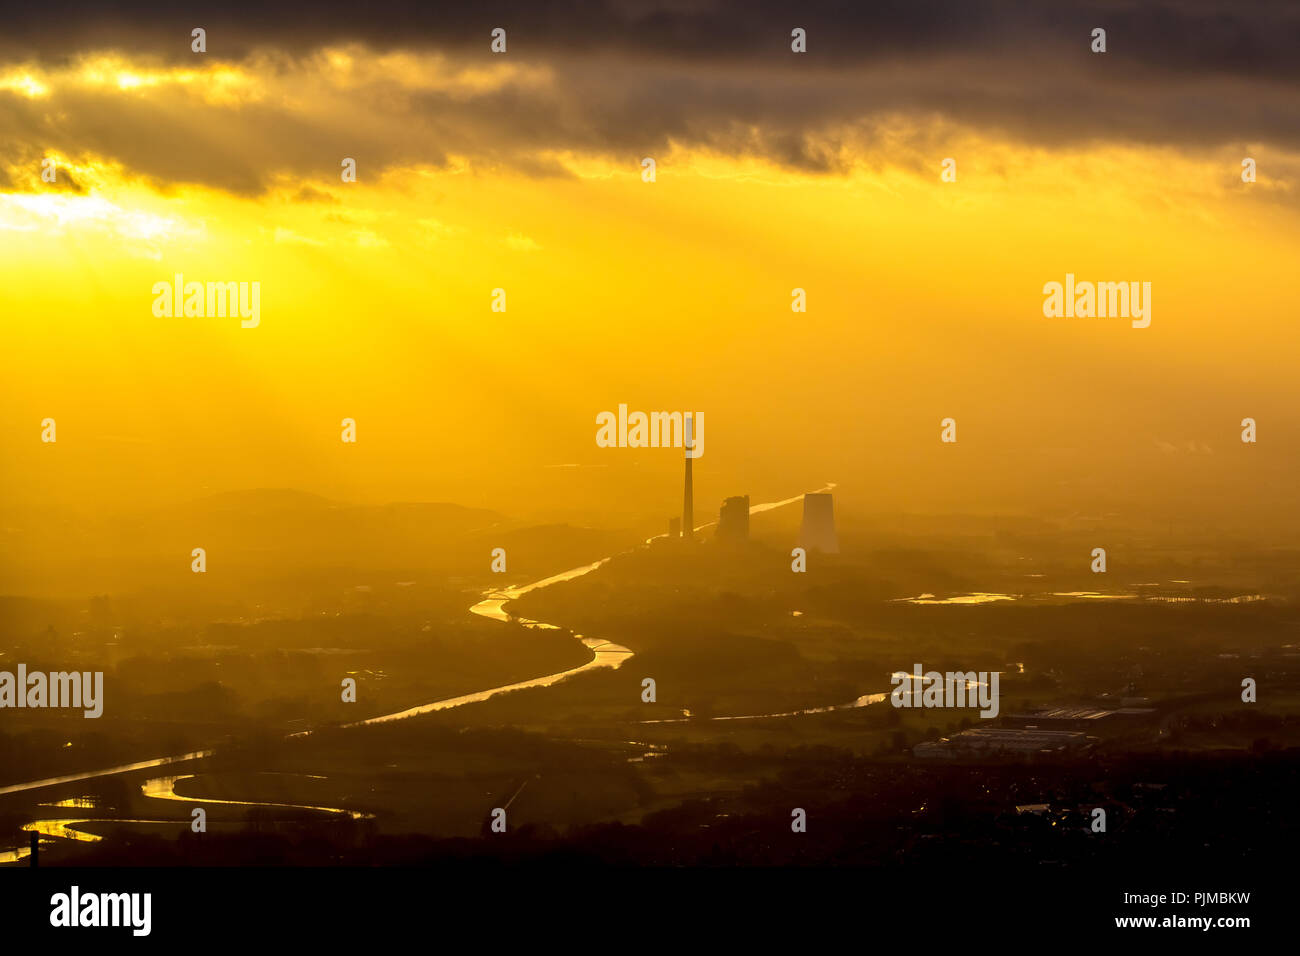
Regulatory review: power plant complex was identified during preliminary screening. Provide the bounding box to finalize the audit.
[667,446,835,551]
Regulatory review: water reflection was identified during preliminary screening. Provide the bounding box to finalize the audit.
[898,592,1017,605]
[352,636,633,726]
[142,773,367,819]
[642,692,887,724]
[0,749,215,798]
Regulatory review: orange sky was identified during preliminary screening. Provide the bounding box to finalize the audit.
[2,33,1299,546]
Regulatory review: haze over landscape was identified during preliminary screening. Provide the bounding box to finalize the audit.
[1,1,1296,936]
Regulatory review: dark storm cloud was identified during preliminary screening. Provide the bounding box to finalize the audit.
[4,0,1299,78]
[293,185,338,203]
[1,1,1298,194]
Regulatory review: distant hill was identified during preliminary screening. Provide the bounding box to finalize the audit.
[0,489,636,599]
[191,489,338,513]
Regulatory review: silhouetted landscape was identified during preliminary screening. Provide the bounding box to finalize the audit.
[4,490,1296,885]
[5,0,1298,939]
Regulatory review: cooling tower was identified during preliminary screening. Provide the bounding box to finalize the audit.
[798,493,838,553]
[716,495,750,541]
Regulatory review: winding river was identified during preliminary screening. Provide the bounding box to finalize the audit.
[1,484,836,861]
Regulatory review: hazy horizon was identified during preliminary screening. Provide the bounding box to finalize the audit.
[1,2,1296,927]
[4,3,1300,545]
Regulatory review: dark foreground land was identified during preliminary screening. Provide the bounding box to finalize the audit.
[4,514,1298,890]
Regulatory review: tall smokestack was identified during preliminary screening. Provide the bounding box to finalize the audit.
[682,415,695,539]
